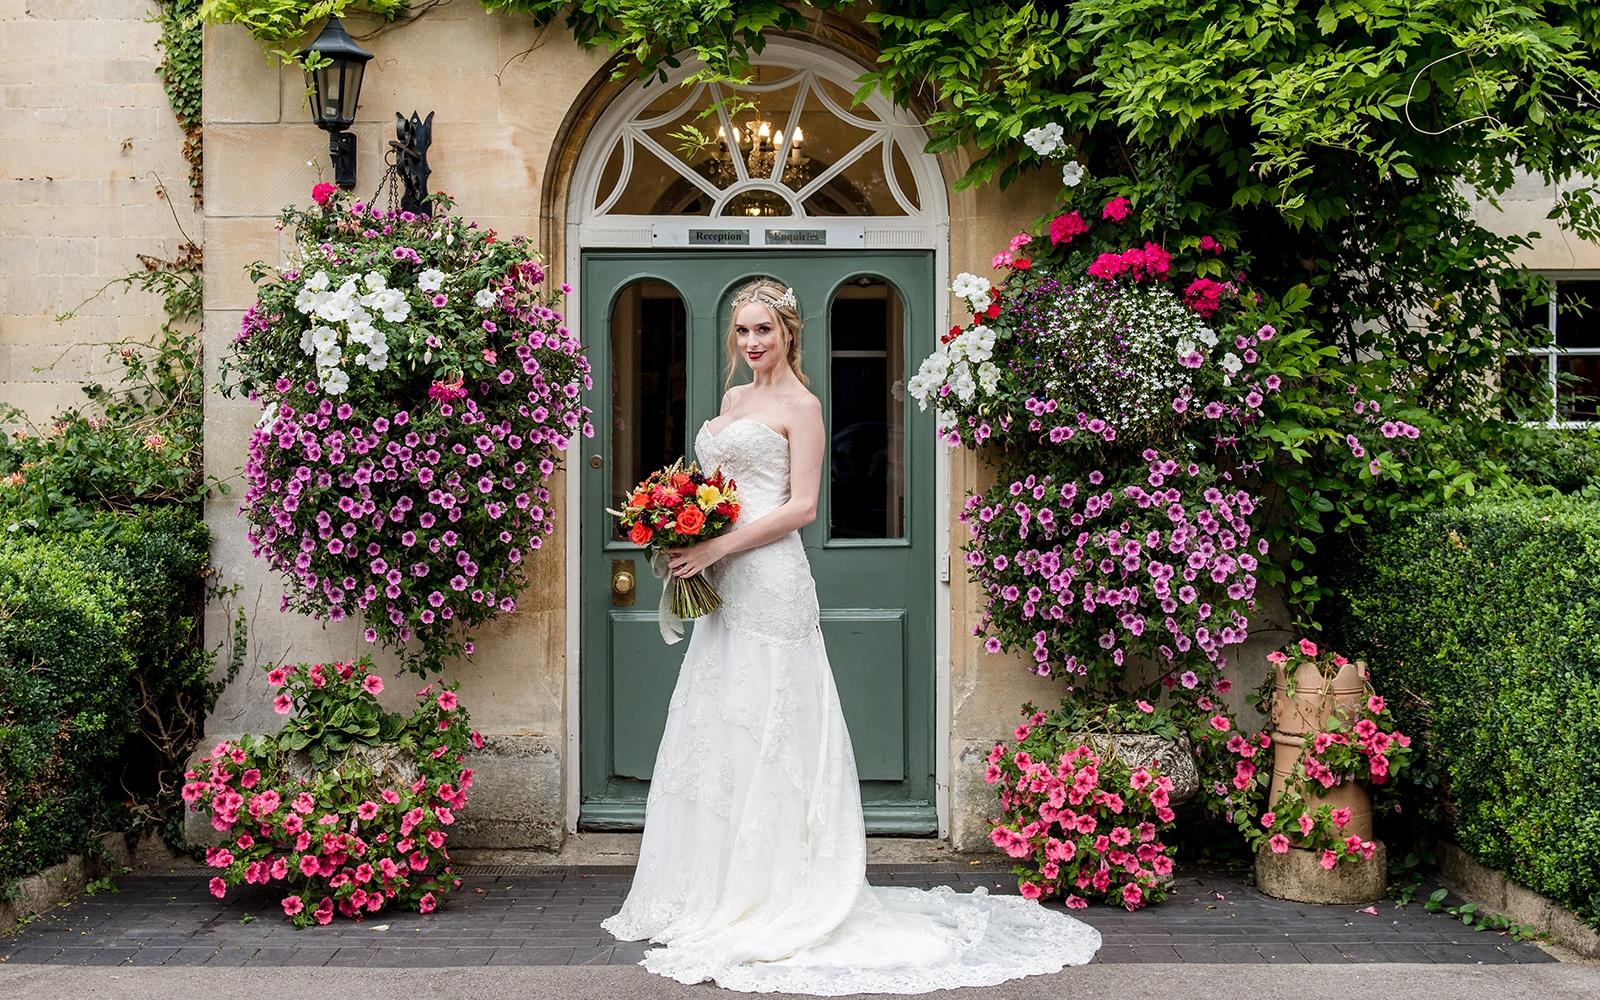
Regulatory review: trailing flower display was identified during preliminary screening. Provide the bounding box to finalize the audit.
[986,703,1181,911]
[960,452,1260,693]
[227,187,593,673]
[183,656,481,926]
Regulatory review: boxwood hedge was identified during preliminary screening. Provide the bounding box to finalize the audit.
[1328,495,1600,924]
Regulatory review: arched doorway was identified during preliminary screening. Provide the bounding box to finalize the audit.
[566,38,950,833]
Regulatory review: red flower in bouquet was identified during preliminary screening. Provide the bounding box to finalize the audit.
[609,458,742,624]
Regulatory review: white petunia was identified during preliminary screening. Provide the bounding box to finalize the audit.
[1220,352,1243,376]
[364,271,388,292]
[321,368,350,395]
[309,325,339,353]
[969,291,993,314]
[950,272,982,299]
[1023,122,1065,158]
[378,289,411,323]
[303,271,330,293]
[299,328,316,355]
[977,361,1001,394]
[1196,326,1219,348]
[255,401,279,431]
[1175,338,1197,357]
[1062,160,1085,187]
[474,288,497,309]
[417,268,445,293]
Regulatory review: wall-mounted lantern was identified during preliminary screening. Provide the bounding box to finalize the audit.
[303,16,373,190]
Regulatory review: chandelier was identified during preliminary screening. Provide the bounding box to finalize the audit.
[706,112,814,196]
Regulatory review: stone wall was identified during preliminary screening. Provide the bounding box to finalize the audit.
[198,7,610,850]
[0,0,199,424]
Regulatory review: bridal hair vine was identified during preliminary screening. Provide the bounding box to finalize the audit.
[736,285,799,313]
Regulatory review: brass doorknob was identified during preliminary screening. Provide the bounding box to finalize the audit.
[614,567,635,594]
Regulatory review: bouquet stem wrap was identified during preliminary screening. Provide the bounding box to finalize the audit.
[650,549,723,644]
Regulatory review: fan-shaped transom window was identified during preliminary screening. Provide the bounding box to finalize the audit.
[584,62,931,221]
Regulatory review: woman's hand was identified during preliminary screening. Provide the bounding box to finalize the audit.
[667,537,726,579]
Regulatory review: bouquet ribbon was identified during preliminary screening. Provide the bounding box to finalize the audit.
[649,549,685,645]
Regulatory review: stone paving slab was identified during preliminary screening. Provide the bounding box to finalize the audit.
[0,865,1557,968]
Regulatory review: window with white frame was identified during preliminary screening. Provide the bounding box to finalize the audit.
[1506,274,1600,424]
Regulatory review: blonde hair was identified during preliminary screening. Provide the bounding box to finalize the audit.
[725,278,807,390]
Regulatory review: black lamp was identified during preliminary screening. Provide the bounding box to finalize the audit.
[302,16,373,189]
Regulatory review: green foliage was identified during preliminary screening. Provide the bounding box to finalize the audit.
[1492,426,1600,496]
[1425,887,1542,940]
[1328,496,1600,925]
[198,0,409,58]
[154,0,204,200]
[0,241,206,530]
[484,0,817,85]
[0,537,134,889]
[0,508,240,891]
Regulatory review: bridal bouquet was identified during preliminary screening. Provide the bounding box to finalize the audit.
[610,459,741,624]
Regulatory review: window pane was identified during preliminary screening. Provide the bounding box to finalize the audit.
[1502,353,1552,422]
[721,190,794,217]
[1557,354,1600,421]
[1556,280,1600,349]
[611,281,687,540]
[829,276,905,539]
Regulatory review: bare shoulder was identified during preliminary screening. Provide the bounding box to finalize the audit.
[782,390,823,433]
[721,383,749,413]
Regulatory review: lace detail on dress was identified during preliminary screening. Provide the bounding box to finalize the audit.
[695,419,822,650]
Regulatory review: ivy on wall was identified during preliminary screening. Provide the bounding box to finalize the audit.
[154,0,204,203]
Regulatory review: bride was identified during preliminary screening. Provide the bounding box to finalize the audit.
[601,278,1101,993]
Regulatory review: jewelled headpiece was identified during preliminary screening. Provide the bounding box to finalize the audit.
[734,285,798,313]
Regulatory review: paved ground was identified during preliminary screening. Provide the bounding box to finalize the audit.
[3,963,1599,1000]
[0,864,1561,969]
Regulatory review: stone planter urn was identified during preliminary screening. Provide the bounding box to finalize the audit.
[1082,733,1199,804]
[1255,656,1385,904]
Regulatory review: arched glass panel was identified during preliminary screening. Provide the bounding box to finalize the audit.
[591,64,928,219]
[829,276,905,539]
[610,280,688,540]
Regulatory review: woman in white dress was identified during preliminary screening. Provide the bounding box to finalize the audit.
[601,278,1101,994]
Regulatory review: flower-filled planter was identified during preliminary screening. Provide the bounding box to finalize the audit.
[1247,640,1412,904]
[183,657,481,925]
[985,703,1185,911]
[227,188,593,673]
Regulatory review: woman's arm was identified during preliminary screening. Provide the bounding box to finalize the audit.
[666,394,822,579]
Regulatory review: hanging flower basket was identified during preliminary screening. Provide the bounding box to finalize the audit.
[226,188,593,673]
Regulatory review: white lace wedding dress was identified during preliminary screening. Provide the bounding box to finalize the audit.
[601,417,1101,994]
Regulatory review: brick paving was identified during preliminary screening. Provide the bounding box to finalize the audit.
[0,864,1556,968]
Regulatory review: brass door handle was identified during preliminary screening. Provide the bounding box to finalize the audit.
[611,559,636,605]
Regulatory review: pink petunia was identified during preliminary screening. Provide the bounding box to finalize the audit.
[363,674,384,696]
[281,895,304,916]
[209,877,227,899]
[437,691,459,711]
[1268,834,1291,854]
[419,892,438,914]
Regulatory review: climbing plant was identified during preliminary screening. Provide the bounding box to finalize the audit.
[154,0,204,202]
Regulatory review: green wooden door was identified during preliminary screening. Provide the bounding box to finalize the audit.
[579,250,938,833]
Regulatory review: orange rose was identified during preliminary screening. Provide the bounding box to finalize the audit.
[629,521,653,545]
[671,473,692,490]
[630,490,650,508]
[675,506,706,535]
